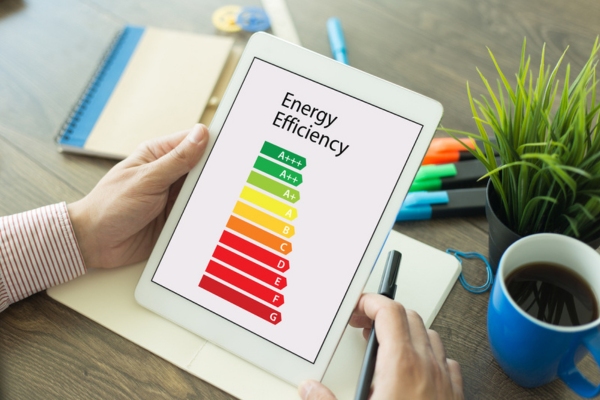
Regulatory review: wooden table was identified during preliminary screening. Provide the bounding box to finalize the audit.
[1,0,599,398]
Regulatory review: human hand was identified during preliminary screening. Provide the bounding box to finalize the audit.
[68,124,209,269]
[298,293,464,400]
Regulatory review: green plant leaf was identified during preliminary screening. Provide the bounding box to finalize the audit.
[443,37,600,240]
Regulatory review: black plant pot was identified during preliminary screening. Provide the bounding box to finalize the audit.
[485,182,521,273]
[485,181,600,273]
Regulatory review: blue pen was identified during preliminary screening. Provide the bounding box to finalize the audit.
[327,17,348,64]
[396,187,486,221]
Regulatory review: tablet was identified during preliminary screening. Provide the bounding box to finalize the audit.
[135,32,443,385]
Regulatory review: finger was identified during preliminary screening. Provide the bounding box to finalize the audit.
[358,293,410,346]
[349,294,373,329]
[405,308,430,353]
[348,312,372,329]
[427,329,448,368]
[447,359,464,398]
[165,174,188,216]
[126,127,193,166]
[357,293,399,322]
[362,327,372,341]
[146,124,208,187]
[298,380,337,400]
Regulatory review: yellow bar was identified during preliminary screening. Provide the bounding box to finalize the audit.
[233,201,295,238]
[240,186,297,221]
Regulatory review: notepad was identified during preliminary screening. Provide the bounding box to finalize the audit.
[47,230,461,399]
[56,25,234,159]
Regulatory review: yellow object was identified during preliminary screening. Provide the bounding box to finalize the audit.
[232,201,295,238]
[212,5,243,32]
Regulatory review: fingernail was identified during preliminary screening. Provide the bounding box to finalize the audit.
[187,123,206,144]
[298,380,313,400]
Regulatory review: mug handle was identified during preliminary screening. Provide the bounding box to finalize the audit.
[558,332,600,398]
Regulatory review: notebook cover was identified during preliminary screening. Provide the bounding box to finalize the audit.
[57,25,234,159]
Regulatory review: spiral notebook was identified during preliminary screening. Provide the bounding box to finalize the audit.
[56,25,235,159]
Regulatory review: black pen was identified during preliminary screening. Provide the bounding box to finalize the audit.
[354,250,402,400]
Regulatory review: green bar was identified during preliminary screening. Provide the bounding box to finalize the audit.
[260,141,307,170]
[254,156,303,187]
[247,171,300,203]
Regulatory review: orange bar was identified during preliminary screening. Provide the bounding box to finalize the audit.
[233,201,294,238]
[226,215,292,255]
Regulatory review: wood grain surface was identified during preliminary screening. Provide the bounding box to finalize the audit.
[1,0,599,398]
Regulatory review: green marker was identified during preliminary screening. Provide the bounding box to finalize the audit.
[409,158,491,192]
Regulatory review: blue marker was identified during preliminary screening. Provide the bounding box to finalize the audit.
[327,17,348,64]
[396,187,486,221]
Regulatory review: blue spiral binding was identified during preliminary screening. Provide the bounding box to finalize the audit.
[57,26,144,147]
[446,249,494,294]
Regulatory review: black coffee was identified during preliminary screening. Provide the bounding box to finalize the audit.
[505,262,598,326]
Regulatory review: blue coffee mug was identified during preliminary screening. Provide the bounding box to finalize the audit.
[488,233,600,397]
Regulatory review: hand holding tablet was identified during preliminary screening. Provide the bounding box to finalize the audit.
[135,32,443,385]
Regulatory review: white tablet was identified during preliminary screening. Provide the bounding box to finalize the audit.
[135,32,442,385]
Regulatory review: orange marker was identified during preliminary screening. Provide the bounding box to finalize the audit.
[423,137,486,165]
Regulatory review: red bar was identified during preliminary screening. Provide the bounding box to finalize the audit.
[212,245,287,289]
[199,275,282,325]
[220,230,290,272]
[206,260,284,307]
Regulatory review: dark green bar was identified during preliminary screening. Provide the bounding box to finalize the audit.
[253,156,303,187]
[260,141,307,170]
[247,171,300,203]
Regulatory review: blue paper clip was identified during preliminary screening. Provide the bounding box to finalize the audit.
[446,249,493,294]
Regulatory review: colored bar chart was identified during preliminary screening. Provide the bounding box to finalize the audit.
[199,141,306,325]
[232,201,295,238]
[212,246,287,289]
[246,171,300,203]
[226,215,292,254]
[219,231,290,272]
[199,276,282,324]
[240,186,297,220]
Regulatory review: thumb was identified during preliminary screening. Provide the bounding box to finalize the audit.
[150,123,208,186]
[298,380,337,400]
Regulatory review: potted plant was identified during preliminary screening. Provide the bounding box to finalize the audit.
[446,38,600,271]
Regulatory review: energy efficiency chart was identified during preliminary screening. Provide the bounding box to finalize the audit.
[199,141,306,325]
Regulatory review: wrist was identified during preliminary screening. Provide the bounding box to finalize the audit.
[67,199,98,269]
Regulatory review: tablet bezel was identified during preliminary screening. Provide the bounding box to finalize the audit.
[135,32,442,385]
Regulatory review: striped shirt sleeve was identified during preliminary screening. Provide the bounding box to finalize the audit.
[0,202,87,312]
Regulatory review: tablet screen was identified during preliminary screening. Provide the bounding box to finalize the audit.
[152,58,423,362]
